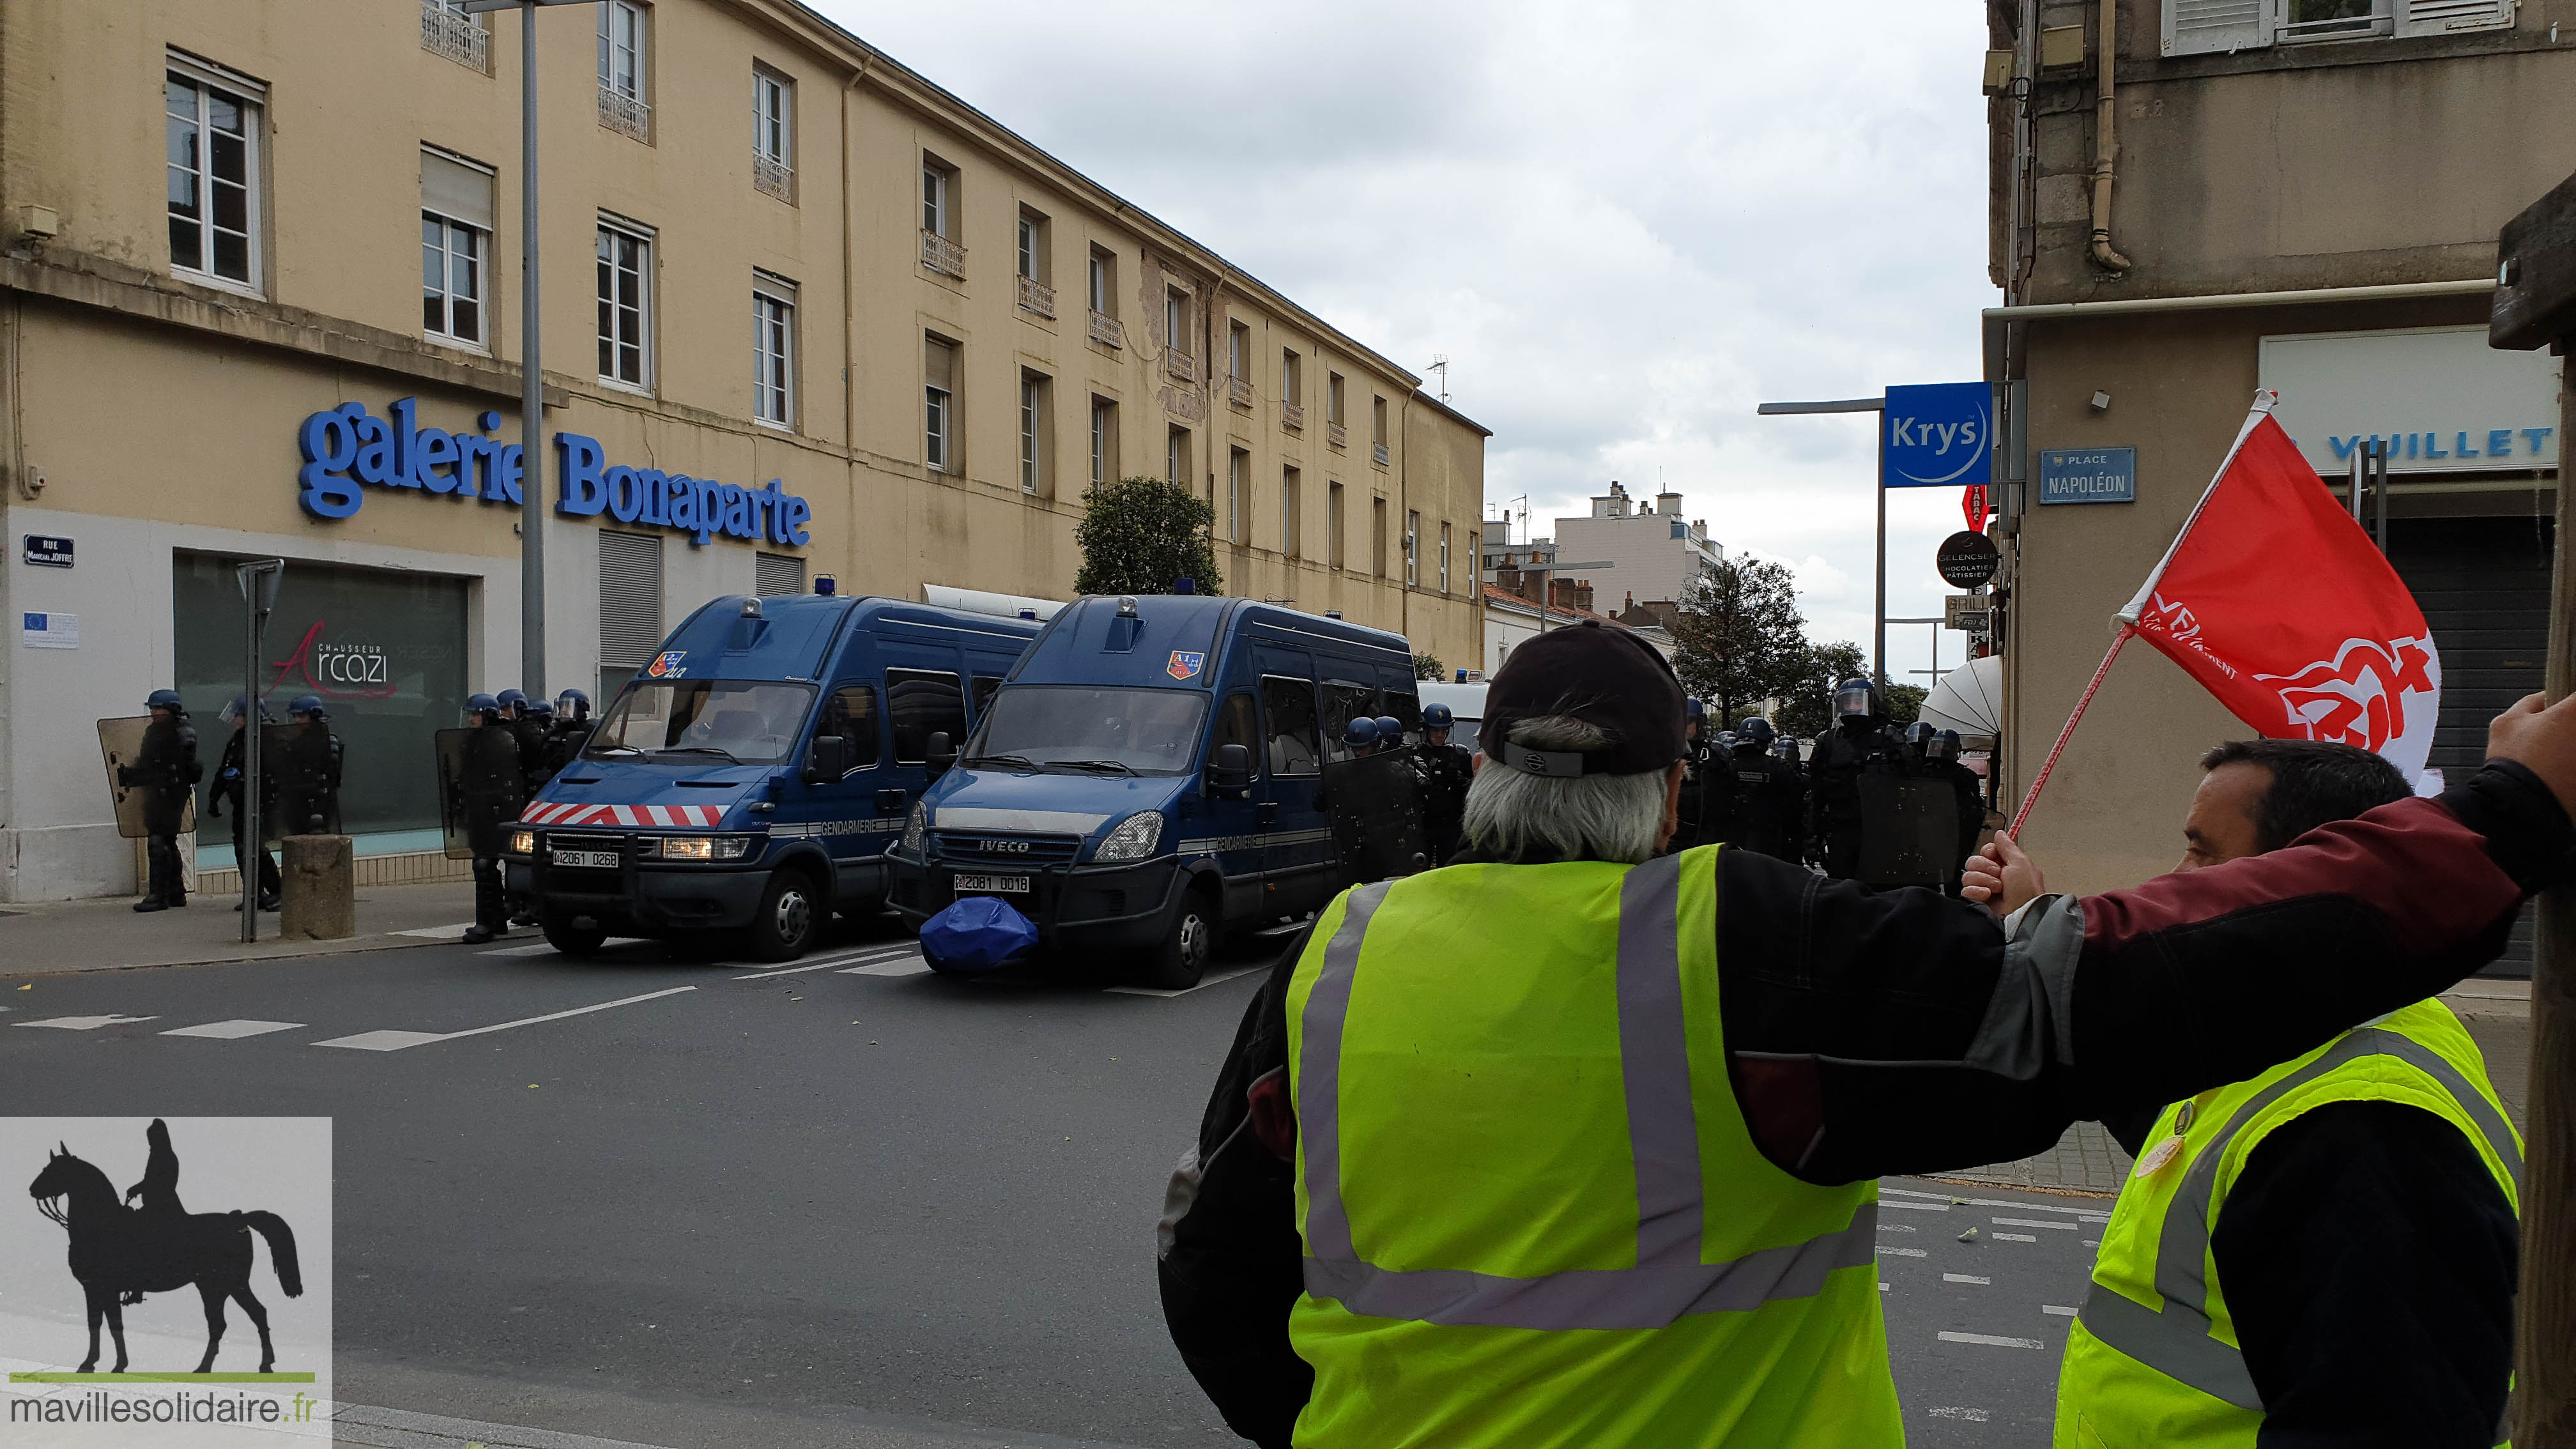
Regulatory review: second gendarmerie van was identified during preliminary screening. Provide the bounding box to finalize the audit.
[500,594,1039,960]
[884,594,1423,986]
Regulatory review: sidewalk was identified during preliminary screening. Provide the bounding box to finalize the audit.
[0,879,479,977]
[1936,979,2533,1197]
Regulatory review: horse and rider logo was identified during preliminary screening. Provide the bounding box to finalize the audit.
[25,1119,305,1374]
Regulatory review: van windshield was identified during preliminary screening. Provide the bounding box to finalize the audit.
[966,686,1210,776]
[586,680,816,765]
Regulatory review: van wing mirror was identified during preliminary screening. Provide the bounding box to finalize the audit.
[1207,742,1253,795]
[926,731,956,779]
[803,733,849,784]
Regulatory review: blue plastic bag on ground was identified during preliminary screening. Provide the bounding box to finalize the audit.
[919,895,1041,972]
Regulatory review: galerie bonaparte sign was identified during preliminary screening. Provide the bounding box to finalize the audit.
[295,396,812,548]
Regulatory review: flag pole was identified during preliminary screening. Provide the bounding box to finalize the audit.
[2007,624,2133,838]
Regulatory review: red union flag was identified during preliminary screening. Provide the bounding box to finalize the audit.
[2119,392,2442,788]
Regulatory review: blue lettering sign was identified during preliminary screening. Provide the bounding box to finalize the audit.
[2038,447,2137,505]
[1882,382,1995,487]
[295,399,808,550]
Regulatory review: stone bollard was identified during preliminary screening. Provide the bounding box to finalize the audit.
[280,834,356,940]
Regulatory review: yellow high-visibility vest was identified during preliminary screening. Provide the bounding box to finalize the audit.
[1284,847,1901,1447]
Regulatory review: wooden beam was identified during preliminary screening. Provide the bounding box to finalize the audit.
[2492,169,2576,352]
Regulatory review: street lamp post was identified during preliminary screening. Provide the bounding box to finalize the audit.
[1755,395,1888,684]
[463,0,609,702]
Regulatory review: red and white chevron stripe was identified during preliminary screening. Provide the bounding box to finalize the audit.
[520,802,724,829]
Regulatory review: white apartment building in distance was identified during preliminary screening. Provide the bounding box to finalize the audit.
[1550,482,1722,607]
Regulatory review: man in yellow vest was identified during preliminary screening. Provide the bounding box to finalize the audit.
[1156,622,2576,1448]
[1971,739,2519,1449]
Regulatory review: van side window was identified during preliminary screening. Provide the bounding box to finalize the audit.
[970,675,1004,717]
[1322,682,1376,763]
[1383,690,1422,746]
[1212,693,1260,774]
[821,686,881,772]
[1261,675,1321,776]
[886,668,966,763]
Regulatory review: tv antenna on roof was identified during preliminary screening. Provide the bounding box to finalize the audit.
[1427,355,1450,404]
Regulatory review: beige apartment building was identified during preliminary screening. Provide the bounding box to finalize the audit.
[0,0,1487,901]
[1982,0,2573,972]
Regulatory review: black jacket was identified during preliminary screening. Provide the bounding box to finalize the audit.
[1155,763,2564,1448]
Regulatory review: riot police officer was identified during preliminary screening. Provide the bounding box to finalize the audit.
[208,696,280,912]
[458,694,525,945]
[1343,716,1381,758]
[1727,717,1806,864]
[548,689,597,773]
[497,688,549,774]
[1671,700,1714,851]
[1924,728,1988,890]
[1807,677,1903,880]
[277,694,344,836]
[517,697,561,798]
[1414,703,1475,866]
[1374,716,1406,751]
[125,690,201,912]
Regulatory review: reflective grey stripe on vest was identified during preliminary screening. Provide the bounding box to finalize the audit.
[2082,1025,2524,1413]
[1294,856,1878,1331]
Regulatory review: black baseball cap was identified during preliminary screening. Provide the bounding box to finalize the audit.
[1481,620,1687,777]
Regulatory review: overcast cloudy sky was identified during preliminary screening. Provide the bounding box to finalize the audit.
[812,0,1997,685]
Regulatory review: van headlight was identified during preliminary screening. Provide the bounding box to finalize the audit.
[651,835,753,861]
[505,829,536,857]
[1092,811,1164,862]
[901,802,928,854]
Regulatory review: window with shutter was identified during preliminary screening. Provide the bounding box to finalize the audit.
[598,529,664,673]
[2396,0,2515,34]
[2164,0,2267,54]
[756,552,805,597]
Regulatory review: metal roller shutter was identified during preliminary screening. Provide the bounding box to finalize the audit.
[599,528,663,668]
[755,551,805,597]
[2388,514,2552,978]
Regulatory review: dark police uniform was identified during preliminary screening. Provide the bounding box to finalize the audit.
[125,711,200,910]
[211,724,281,905]
[277,721,344,836]
[462,722,525,942]
[1808,719,1901,880]
[1727,738,1805,863]
[1414,739,1475,867]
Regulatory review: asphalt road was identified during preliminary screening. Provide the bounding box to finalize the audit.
[1,921,2109,1448]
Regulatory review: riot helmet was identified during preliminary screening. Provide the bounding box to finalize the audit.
[1904,721,1936,754]
[1422,703,1454,730]
[1832,677,1883,724]
[1715,731,1738,753]
[555,688,592,723]
[1343,716,1379,751]
[1771,737,1802,764]
[1928,729,1962,764]
[289,693,328,724]
[1374,716,1404,745]
[494,688,530,717]
[464,693,504,724]
[145,688,185,715]
[1736,717,1776,748]
[525,698,555,721]
[219,696,268,727]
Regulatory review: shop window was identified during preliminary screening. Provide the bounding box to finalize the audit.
[1261,674,1321,777]
[166,59,265,293]
[753,270,796,427]
[886,668,965,763]
[172,552,466,845]
[818,685,879,772]
[596,218,653,389]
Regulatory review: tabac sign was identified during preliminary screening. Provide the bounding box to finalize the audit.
[295,397,810,548]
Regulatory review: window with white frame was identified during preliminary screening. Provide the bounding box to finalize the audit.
[420,149,493,347]
[1438,521,1452,594]
[1405,509,1420,586]
[2163,0,2510,55]
[923,158,954,238]
[1088,248,1115,316]
[752,67,793,199]
[166,61,264,291]
[924,334,959,472]
[596,220,652,388]
[1282,467,1302,559]
[598,2,645,98]
[1228,448,1250,544]
[1089,397,1117,487]
[753,272,796,427]
[1167,426,1190,489]
[1020,371,1053,496]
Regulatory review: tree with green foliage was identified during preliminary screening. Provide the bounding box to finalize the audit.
[1774,640,1868,739]
[1071,476,1222,598]
[1670,557,1809,725]
[1413,651,1445,682]
[1883,683,1928,726]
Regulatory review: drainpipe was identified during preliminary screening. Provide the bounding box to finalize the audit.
[840,53,871,584]
[2089,0,2133,275]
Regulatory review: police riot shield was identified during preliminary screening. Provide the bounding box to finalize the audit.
[434,727,477,861]
[97,716,194,840]
[267,723,342,838]
[1731,767,1794,861]
[1855,774,1962,889]
[1325,748,1427,887]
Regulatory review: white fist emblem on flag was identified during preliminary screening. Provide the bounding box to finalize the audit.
[2254,636,2442,770]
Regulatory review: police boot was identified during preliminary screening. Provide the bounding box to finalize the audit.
[463,859,505,944]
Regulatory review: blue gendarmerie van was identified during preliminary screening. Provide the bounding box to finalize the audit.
[505,594,1039,960]
[883,594,1422,987]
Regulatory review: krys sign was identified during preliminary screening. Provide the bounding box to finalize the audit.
[296,396,810,548]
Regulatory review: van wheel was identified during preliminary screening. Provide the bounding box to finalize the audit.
[1146,886,1219,990]
[542,913,608,958]
[747,869,821,962]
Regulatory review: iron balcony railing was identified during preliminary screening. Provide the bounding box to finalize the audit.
[1017,274,1057,319]
[420,1,488,71]
[921,230,967,278]
[1281,401,1305,431]
[1229,376,1255,409]
[1374,442,1391,466]
[1328,421,1349,449]
[598,86,652,142]
[753,153,793,201]
[1166,349,1199,383]
[1089,311,1124,348]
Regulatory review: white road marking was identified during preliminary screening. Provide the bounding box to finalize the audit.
[1882,1187,1954,1200]
[1928,1406,1993,1422]
[2044,1305,2078,1316]
[312,987,697,1052]
[1878,1223,1917,1232]
[731,948,908,979]
[479,943,560,957]
[1876,1247,1927,1258]
[1882,1200,1952,1211]
[2083,1239,2101,1247]
[1942,1273,1991,1285]
[394,923,479,939]
[1993,1232,2039,1242]
[1993,1216,2079,1230]
[1106,963,1268,998]
[1939,1331,2045,1349]
[13,1015,157,1031]
[162,1019,305,1039]
[1965,1197,2112,1220]
[844,957,931,978]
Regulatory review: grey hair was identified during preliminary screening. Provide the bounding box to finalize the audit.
[1460,714,1670,864]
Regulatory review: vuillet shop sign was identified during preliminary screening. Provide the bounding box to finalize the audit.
[295,396,810,548]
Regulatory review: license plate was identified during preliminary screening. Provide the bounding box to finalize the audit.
[952,873,1030,894]
[552,849,618,870]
